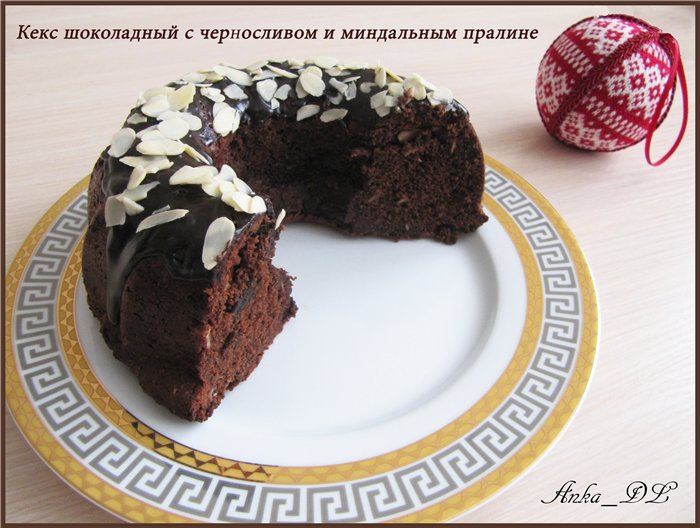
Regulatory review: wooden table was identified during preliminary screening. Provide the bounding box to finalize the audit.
[5,4,695,523]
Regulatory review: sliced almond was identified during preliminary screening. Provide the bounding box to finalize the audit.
[266,64,298,79]
[120,155,169,168]
[182,72,207,83]
[328,93,343,105]
[329,78,348,94]
[295,80,309,99]
[141,94,170,117]
[157,118,189,140]
[252,70,276,82]
[233,174,253,195]
[296,104,320,121]
[223,84,248,100]
[217,164,237,182]
[136,125,158,138]
[167,83,196,111]
[127,165,147,189]
[274,208,287,229]
[387,82,404,97]
[213,64,253,86]
[359,82,376,94]
[222,191,252,212]
[256,79,278,102]
[376,105,391,117]
[122,181,159,202]
[126,113,148,125]
[104,196,126,227]
[274,84,292,101]
[137,138,185,156]
[245,59,268,72]
[299,72,325,97]
[170,165,218,185]
[202,217,236,270]
[213,105,241,136]
[136,209,188,233]
[345,82,357,101]
[201,86,225,103]
[139,129,165,141]
[212,101,229,118]
[249,195,267,214]
[320,108,348,122]
[374,67,387,88]
[144,156,174,174]
[370,90,388,109]
[430,86,453,104]
[304,66,323,78]
[142,85,175,101]
[108,128,136,157]
[384,95,399,108]
[118,195,145,216]
[314,56,338,69]
[184,144,210,164]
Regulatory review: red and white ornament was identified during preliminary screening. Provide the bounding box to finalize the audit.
[535,14,687,165]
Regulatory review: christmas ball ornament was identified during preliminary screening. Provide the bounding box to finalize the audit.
[536,14,688,165]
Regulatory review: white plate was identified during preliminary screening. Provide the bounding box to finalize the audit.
[6,156,599,522]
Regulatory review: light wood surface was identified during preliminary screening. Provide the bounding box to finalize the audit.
[4,4,695,523]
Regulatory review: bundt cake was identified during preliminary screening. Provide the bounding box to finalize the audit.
[82,58,488,422]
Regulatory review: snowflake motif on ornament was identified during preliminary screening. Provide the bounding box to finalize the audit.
[535,15,675,152]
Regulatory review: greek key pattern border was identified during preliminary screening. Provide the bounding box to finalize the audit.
[10,165,583,522]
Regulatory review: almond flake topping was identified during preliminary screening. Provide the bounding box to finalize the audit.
[137,138,185,156]
[127,166,147,189]
[429,86,453,104]
[359,82,376,94]
[126,113,148,125]
[158,111,202,131]
[245,59,268,72]
[296,104,320,121]
[375,105,391,117]
[169,165,218,185]
[213,64,253,86]
[252,70,276,82]
[266,64,298,79]
[141,94,170,117]
[120,155,171,169]
[329,78,348,94]
[256,78,278,102]
[142,85,175,103]
[295,80,309,99]
[202,217,236,270]
[388,82,404,97]
[157,118,190,140]
[213,104,241,136]
[136,209,188,233]
[275,208,287,230]
[273,84,292,100]
[299,71,325,96]
[182,72,207,83]
[223,84,248,100]
[184,144,210,164]
[167,83,196,111]
[370,90,388,109]
[314,56,338,69]
[104,181,159,227]
[320,108,348,122]
[305,66,323,78]
[374,66,387,88]
[201,86,225,103]
[108,128,136,157]
[345,82,358,100]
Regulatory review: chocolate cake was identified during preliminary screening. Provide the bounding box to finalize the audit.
[82,58,487,422]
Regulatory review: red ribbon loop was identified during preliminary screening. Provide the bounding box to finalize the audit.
[644,33,688,166]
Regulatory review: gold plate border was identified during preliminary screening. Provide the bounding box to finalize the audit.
[5,156,599,522]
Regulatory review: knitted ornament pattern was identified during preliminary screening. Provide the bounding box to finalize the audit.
[536,15,677,154]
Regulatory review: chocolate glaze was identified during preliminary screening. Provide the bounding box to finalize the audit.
[100,61,468,323]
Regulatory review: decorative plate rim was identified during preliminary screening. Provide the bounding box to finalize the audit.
[5,155,599,522]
